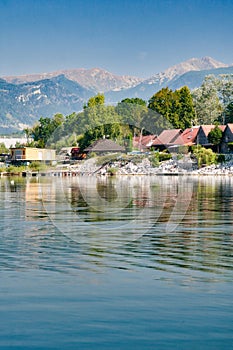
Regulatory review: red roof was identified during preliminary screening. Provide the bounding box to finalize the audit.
[152,129,183,146]
[133,135,157,149]
[201,125,226,136]
[181,126,200,146]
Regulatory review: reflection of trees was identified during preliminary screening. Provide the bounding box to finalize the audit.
[131,177,233,278]
[1,176,233,279]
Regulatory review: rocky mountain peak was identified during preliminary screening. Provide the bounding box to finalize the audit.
[145,56,229,84]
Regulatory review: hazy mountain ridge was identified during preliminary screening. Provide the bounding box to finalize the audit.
[145,56,228,84]
[0,57,232,133]
[0,75,94,132]
[3,68,143,93]
[106,57,232,101]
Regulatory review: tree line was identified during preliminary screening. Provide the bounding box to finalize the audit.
[24,74,233,150]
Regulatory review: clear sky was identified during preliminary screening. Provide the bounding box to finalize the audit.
[0,0,232,78]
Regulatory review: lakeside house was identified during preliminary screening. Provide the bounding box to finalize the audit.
[221,124,233,153]
[196,125,226,147]
[151,129,183,151]
[132,124,233,154]
[10,147,56,164]
[181,126,200,146]
[133,135,158,151]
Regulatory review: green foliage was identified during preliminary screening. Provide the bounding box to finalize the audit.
[208,125,223,146]
[176,86,195,129]
[157,151,172,162]
[27,113,65,148]
[148,86,194,129]
[192,74,233,125]
[149,151,172,166]
[107,167,118,176]
[225,102,233,123]
[79,123,124,150]
[148,87,173,119]
[0,142,8,154]
[28,161,47,171]
[116,100,147,132]
[149,153,160,167]
[7,165,27,173]
[192,75,222,125]
[216,154,225,163]
[178,145,189,154]
[120,98,146,106]
[85,93,105,108]
[192,145,217,167]
[95,154,120,166]
[88,152,97,158]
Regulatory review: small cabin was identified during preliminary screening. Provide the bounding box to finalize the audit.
[221,124,233,153]
[10,147,56,164]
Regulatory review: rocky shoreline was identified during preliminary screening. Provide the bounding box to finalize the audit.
[2,156,233,177]
[67,156,233,176]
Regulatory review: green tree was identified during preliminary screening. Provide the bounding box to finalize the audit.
[192,145,217,167]
[225,102,233,123]
[116,98,147,133]
[192,75,222,124]
[208,125,223,152]
[28,114,65,148]
[85,93,105,108]
[148,86,194,129]
[148,87,173,121]
[0,142,8,154]
[120,98,146,106]
[176,86,195,129]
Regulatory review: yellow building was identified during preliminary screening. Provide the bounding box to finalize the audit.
[10,147,56,163]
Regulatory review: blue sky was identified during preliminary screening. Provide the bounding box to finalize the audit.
[0,0,232,78]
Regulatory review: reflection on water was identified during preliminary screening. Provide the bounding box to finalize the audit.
[0,175,233,282]
[1,175,233,350]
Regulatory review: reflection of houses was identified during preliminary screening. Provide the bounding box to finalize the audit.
[10,147,56,163]
[84,139,125,154]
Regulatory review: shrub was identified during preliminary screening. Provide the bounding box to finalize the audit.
[178,145,189,154]
[96,154,120,166]
[158,152,172,162]
[107,167,118,176]
[7,165,26,173]
[88,152,97,158]
[149,153,159,167]
[192,146,217,167]
[28,161,47,171]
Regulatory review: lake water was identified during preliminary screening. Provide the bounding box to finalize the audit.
[0,175,233,349]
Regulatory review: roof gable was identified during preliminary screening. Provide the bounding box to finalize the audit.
[156,129,183,145]
[225,124,233,133]
[181,126,200,145]
[84,139,125,152]
[200,125,226,136]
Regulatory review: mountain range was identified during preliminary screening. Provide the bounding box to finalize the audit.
[0,56,232,133]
